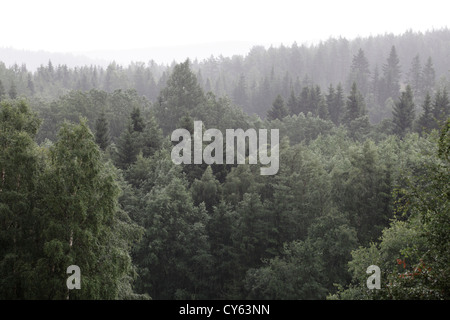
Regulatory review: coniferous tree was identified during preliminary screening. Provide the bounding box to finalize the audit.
[233,74,249,108]
[432,87,450,126]
[407,54,422,99]
[348,48,371,96]
[298,86,311,115]
[343,82,365,125]
[381,46,401,102]
[94,110,111,150]
[416,92,434,134]
[287,89,299,115]
[8,81,17,99]
[371,65,382,105]
[267,94,288,120]
[139,112,163,158]
[27,74,35,95]
[327,83,345,125]
[0,80,5,101]
[154,59,205,135]
[422,57,436,95]
[130,107,145,133]
[115,121,139,169]
[393,85,415,137]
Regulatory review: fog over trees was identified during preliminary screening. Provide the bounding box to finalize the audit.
[0,29,449,300]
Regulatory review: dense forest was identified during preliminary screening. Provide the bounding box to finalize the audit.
[0,29,449,300]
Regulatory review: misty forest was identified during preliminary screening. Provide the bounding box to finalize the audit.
[0,29,449,300]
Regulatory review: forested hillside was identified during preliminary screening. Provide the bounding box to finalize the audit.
[0,29,448,300]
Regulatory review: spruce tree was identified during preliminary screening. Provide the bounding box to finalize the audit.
[94,110,110,150]
[348,48,370,96]
[432,88,450,126]
[287,89,299,116]
[8,81,17,99]
[130,107,145,133]
[267,94,288,121]
[422,57,436,95]
[343,82,365,125]
[393,85,415,137]
[115,121,139,169]
[328,83,345,126]
[381,46,401,102]
[154,59,205,135]
[0,80,5,101]
[416,92,434,134]
[407,54,422,99]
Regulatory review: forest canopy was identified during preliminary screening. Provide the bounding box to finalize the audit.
[0,29,449,300]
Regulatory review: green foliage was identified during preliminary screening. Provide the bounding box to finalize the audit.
[392,85,415,137]
[94,109,110,150]
[267,94,288,121]
[154,59,205,135]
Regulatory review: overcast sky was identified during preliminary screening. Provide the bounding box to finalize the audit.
[1,0,448,64]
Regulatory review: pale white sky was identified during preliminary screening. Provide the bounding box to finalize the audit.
[1,0,448,63]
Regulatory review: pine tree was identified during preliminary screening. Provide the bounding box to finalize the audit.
[267,94,288,121]
[94,110,111,150]
[392,85,415,137]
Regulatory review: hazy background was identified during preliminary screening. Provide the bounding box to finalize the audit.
[0,0,448,69]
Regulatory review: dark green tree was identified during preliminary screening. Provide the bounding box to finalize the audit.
[416,92,434,134]
[94,110,111,150]
[130,107,145,133]
[0,100,41,299]
[115,121,139,169]
[343,82,365,125]
[287,89,299,115]
[392,85,415,137]
[267,94,288,120]
[432,87,450,126]
[154,59,205,135]
[33,120,136,299]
